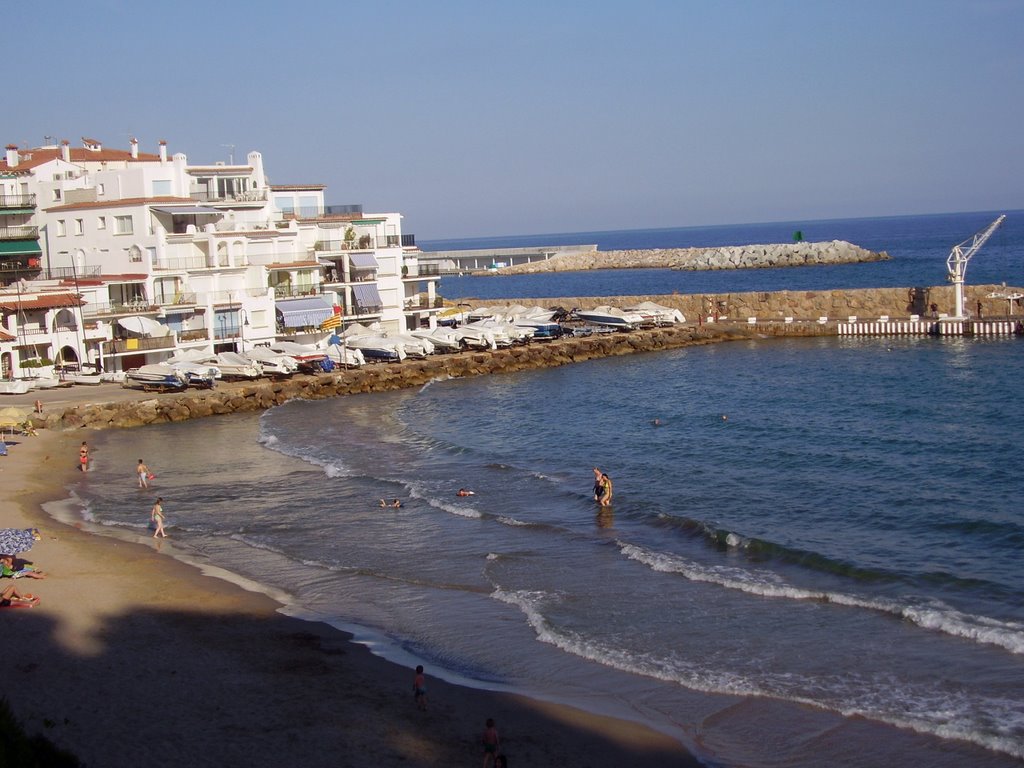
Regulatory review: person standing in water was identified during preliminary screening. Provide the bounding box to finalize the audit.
[79,441,90,472]
[137,459,150,488]
[151,497,167,538]
[598,473,613,507]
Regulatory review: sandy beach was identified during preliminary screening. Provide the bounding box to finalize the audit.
[1,424,700,767]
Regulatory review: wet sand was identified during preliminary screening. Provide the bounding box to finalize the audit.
[1,426,700,767]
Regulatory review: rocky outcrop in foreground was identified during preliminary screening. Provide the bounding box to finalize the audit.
[496,240,888,274]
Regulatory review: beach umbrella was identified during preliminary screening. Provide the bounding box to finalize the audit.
[0,405,29,428]
[0,527,40,554]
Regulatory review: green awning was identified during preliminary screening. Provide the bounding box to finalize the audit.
[0,240,41,256]
[352,219,385,225]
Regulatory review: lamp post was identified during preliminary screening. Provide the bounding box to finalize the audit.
[238,309,249,353]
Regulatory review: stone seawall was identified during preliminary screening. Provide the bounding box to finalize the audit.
[28,285,1022,433]
[495,240,888,274]
[38,324,795,432]
[463,284,1022,323]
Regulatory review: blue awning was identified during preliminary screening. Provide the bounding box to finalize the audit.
[352,284,382,309]
[276,296,334,328]
[349,253,378,269]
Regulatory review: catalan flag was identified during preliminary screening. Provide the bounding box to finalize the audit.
[320,313,342,331]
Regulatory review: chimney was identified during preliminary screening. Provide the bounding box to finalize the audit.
[159,140,167,164]
[61,139,71,163]
[5,144,18,168]
[130,137,139,159]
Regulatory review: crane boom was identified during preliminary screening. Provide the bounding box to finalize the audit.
[946,214,1006,319]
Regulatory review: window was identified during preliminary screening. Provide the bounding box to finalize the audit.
[152,180,172,196]
[56,220,66,237]
[115,215,133,235]
[74,219,84,236]
[97,216,106,230]
[52,188,62,202]
[97,183,105,195]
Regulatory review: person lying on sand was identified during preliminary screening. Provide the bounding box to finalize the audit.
[0,555,45,579]
[0,583,39,607]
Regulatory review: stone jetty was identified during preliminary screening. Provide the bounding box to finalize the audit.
[30,324,774,432]
[21,284,1021,434]
[495,240,888,274]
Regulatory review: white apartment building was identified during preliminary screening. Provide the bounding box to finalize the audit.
[0,137,439,379]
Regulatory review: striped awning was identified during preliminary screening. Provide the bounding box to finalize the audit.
[276,296,334,328]
[352,284,382,310]
[349,253,378,269]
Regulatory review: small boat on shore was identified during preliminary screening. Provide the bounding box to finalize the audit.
[625,301,686,326]
[0,380,32,395]
[124,364,188,391]
[573,306,646,329]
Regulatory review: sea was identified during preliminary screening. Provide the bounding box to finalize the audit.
[53,210,1024,767]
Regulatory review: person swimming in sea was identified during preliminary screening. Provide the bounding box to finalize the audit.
[456,488,475,497]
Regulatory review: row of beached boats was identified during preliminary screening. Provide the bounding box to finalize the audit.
[0,302,687,394]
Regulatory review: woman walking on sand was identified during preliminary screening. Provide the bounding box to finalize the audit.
[151,497,167,538]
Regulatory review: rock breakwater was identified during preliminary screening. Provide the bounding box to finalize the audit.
[496,240,888,274]
[36,324,792,432]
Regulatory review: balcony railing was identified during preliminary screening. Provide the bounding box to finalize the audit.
[189,189,268,203]
[0,194,36,209]
[153,256,209,271]
[401,233,416,247]
[272,286,322,299]
[156,291,198,307]
[111,336,177,353]
[82,301,156,319]
[0,226,39,241]
[403,263,441,278]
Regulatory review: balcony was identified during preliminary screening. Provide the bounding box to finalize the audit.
[82,301,157,319]
[0,226,39,241]
[0,194,36,209]
[190,189,267,203]
[110,335,177,353]
[156,291,198,308]
[403,263,441,278]
[272,285,322,299]
[153,256,209,271]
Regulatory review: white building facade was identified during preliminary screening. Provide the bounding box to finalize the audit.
[0,137,438,378]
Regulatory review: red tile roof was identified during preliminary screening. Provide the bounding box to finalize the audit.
[0,144,162,173]
[45,196,194,213]
[0,328,14,341]
[0,293,84,311]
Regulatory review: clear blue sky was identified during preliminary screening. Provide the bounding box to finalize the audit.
[11,0,1023,239]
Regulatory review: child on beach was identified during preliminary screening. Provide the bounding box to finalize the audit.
[151,497,167,538]
[413,665,428,711]
[482,718,500,768]
[79,441,89,472]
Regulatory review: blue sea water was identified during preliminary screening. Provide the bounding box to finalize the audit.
[427,209,1024,299]
[58,212,1024,767]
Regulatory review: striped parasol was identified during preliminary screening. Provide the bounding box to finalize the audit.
[0,527,40,555]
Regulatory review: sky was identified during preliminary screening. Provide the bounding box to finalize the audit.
[10,0,1023,240]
